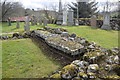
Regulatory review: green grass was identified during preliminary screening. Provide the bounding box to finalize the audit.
[1,22,43,33]
[1,22,119,49]
[47,24,119,49]
[2,39,61,78]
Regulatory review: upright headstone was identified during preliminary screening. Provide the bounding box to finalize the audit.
[31,17,34,25]
[43,18,47,27]
[90,15,97,28]
[67,8,74,26]
[56,0,63,25]
[38,19,42,25]
[24,16,30,32]
[8,17,11,26]
[62,4,67,25]
[16,21,20,29]
[101,12,111,30]
[33,15,37,25]
[24,25,27,31]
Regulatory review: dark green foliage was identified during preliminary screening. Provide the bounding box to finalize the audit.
[69,1,98,18]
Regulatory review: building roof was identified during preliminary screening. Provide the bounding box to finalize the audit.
[10,17,26,21]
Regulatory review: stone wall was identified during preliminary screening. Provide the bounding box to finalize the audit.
[78,19,120,31]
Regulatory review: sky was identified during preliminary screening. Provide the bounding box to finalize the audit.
[2,0,119,11]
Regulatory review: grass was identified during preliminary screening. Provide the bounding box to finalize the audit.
[2,39,61,78]
[47,24,119,49]
[1,22,119,48]
[1,22,43,33]
[1,22,119,49]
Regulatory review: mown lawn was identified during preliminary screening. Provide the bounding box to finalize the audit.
[1,22,43,33]
[2,39,61,78]
[47,24,119,49]
[1,22,119,49]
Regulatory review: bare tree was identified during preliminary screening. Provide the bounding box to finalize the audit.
[42,4,58,24]
[1,0,25,21]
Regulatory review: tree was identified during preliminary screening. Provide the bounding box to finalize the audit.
[1,0,25,21]
[68,0,98,18]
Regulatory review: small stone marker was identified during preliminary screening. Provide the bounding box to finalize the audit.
[38,19,42,25]
[67,8,74,26]
[16,21,20,29]
[101,12,111,30]
[43,18,47,27]
[24,16,30,32]
[90,15,97,28]
[8,17,11,26]
[24,25,27,31]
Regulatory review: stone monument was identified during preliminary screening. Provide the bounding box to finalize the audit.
[101,12,111,30]
[67,8,74,26]
[43,18,47,27]
[16,21,20,29]
[8,17,11,26]
[38,19,42,25]
[56,0,63,25]
[62,4,67,25]
[90,15,97,28]
[24,16,30,32]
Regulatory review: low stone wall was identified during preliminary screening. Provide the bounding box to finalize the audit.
[31,29,87,56]
[31,27,117,57]
[30,27,120,79]
[78,19,120,30]
[0,32,30,40]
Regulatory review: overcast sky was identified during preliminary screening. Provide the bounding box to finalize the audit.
[3,0,119,11]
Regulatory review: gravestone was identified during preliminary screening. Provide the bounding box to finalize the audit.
[75,19,79,25]
[56,0,63,25]
[24,16,30,32]
[38,19,42,25]
[67,8,74,26]
[43,18,47,27]
[24,25,27,31]
[31,18,34,25]
[90,15,97,28]
[8,17,11,26]
[101,12,111,30]
[62,4,67,25]
[31,15,37,25]
[16,21,20,29]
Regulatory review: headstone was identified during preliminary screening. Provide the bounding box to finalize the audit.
[8,17,11,26]
[24,16,30,32]
[67,8,74,26]
[101,12,111,30]
[24,25,27,31]
[56,0,63,25]
[43,18,47,27]
[31,18,34,25]
[62,4,67,25]
[38,19,42,25]
[16,21,20,29]
[75,19,79,25]
[90,15,97,28]
[31,15,37,25]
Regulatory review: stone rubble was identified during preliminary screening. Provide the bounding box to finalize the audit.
[29,27,120,79]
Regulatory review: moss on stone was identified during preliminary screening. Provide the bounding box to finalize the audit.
[50,73,61,79]
[47,37,83,50]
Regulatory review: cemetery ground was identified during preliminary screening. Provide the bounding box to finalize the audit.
[1,22,119,78]
[2,39,62,78]
[2,22,119,49]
